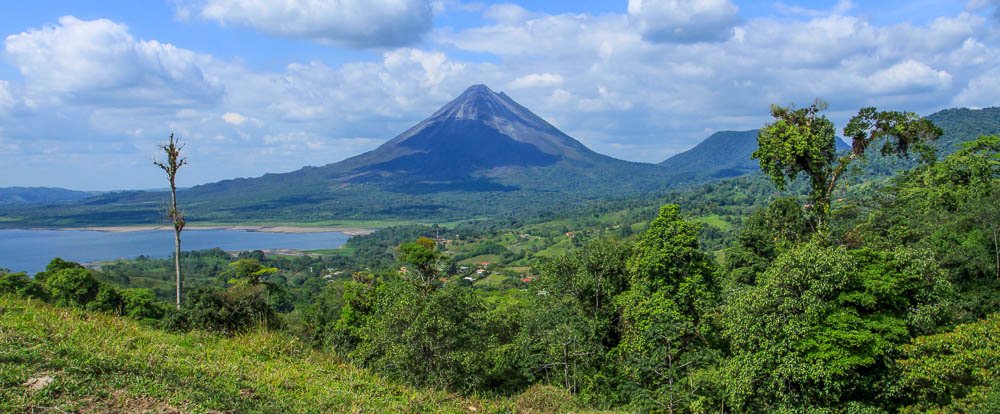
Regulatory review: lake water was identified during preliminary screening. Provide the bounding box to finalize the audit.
[0,229,350,274]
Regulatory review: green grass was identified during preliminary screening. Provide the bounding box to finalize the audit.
[304,246,356,256]
[692,214,732,231]
[533,238,574,258]
[0,296,515,413]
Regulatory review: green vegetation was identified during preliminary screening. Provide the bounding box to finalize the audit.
[0,296,513,413]
[2,107,998,412]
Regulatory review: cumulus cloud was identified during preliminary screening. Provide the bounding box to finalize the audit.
[197,0,434,48]
[866,60,953,95]
[967,0,1000,20]
[627,0,740,43]
[507,73,564,89]
[222,112,248,125]
[4,16,221,107]
[484,3,538,24]
[2,5,999,189]
[954,69,1000,108]
[776,0,853,17]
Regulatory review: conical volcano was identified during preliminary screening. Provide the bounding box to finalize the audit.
[174,84,674,220]
[327,84,603,183]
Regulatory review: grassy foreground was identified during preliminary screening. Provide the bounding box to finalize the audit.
[0,296,545,413]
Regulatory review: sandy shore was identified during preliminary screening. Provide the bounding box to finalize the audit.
[61,225,374,236]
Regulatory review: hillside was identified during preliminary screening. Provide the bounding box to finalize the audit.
[659,130,850,180]
[1,105,996,228]
[0,296,564,413]
[0,85,676,226]
[0,187,98,204]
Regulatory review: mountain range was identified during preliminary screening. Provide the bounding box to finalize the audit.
[0,187,99,205]
[0,86,997,226]
[659,130,851,181]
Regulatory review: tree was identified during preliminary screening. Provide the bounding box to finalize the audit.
[725,197,810,287]
[398,237,443,290]
[893,313,1000,413]
[227,258,278,286]
[616,205,719,412]
[721,243,953,411]
[44,267,99,307]
[154,133,187,309]
[856,134,1000,319]
[754,101,942,230]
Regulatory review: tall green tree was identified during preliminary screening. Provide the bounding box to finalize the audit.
[154,133,187,309]
[754,101,941,230]
[398,237,442,291]
[725,197,810,287]
[855,135,1000,321]
[721,243,953,411]
[615,205,719,412]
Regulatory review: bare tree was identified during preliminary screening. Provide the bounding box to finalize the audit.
[154,134,187,309]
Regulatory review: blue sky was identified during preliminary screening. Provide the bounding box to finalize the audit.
[0,0,997,190]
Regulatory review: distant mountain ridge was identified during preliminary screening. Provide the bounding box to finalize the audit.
[659,130,851,180]
[1,96,996,226]
[0,187,99,205]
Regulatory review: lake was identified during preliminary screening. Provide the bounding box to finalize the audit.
[0,229,350,274]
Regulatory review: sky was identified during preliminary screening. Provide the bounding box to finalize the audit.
[0,0,997,191]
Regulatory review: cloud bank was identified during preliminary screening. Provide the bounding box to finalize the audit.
[196,0,434,48]
[0,2,998,189]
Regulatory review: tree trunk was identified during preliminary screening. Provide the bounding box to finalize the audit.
[170,182,182,309]
[993,228,999,281]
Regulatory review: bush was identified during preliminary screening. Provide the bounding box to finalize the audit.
[514,384,577,414]
[0,271,46,299]
[87,284,124,313]
[44,268,99,307]
[163,285,279,334]
[121,288,166,320]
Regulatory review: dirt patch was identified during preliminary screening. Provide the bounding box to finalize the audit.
[23,375,54,392]
[80,390,183,414]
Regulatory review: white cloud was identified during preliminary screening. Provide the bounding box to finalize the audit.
[776,0,853,17]
[627,0,740,43]
[4,16,221,107]
[484,3,537,24]
[2,5,999,189]
[954,69,1000,108]
[866,60,953,95]
[197,0,434,48]
[222,112,248,125]
[507,73,564,89]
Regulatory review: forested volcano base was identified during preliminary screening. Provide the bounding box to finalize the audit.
[2,135,999,413]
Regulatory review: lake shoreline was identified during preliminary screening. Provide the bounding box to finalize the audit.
[44,225,374,236]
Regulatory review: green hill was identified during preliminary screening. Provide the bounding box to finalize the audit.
[659,130,850,181]
[0,187,98,205]
[0,296,533,413]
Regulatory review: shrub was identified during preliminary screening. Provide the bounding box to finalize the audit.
[0,271,46,299]
[87,284,124,313]
[44,268,99,307]
[163,285,278,334]
[121,288,166,320]
[514,384,577,414]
